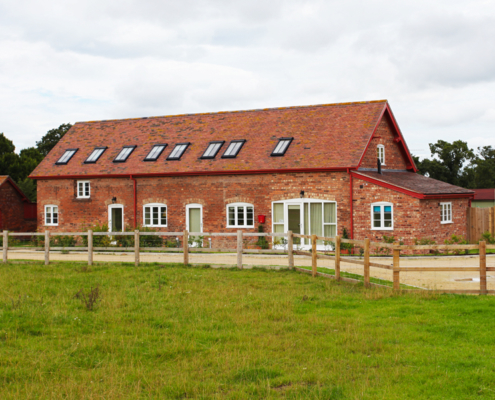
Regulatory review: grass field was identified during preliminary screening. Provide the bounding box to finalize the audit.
[1,262,495,399]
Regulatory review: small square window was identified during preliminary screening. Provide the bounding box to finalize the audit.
[85,147,107,163]
[222,140,246,158]
[201,141,225,159]
[144,144,167,161]
[45,205,58,226]
[371,202,393,230]
[77,181,90,198]
[114,146,136,163]
[167,143,190,160]
[56,149,78,165]
[271,138,293,156]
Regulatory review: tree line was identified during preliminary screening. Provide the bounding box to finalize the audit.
[413,140,495,189]
[0,124,72,201]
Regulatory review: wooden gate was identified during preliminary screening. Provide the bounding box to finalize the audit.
[467,207,495,242]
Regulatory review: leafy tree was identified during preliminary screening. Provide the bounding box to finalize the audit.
[465,146,495,188]
[0,133,22,182]
[17,177,37,202]
[36,123,72,157]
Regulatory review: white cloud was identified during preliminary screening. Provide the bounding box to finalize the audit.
[0,0,493,155]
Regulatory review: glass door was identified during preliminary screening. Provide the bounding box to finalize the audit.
[186,204,203,247]
[287,204,301,244]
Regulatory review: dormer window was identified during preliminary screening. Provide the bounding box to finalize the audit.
[167,143,190,160]
[114,146,136,163]
[85,147,107,164]
[377,145,385,165]
[222,140,246,158]
[56,149,78,165]
[144,144,167,161]
[201,141,225,159]
[271,137,293,156]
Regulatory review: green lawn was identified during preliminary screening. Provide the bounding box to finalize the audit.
[1,262,495,399]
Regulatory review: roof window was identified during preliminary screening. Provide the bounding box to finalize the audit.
[201,141,225,159]
[113,145,136,163]
[144,144,167,161]
[84,147,107,164]
[222,140,246,158]
[167,143,190,160]
[56,149,78,165]
[271,138,293,157]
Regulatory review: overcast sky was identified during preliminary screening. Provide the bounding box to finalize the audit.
[1,0,494,159]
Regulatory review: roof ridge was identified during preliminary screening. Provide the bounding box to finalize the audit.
[75,99,388,125]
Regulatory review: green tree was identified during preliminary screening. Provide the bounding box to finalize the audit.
[0,133,22,182]
[465,146,495,188]
[36,123,72,157]
[17,177,37,202]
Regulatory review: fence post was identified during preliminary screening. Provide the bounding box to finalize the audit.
[134,230,140,267]
[335,235,341,280]
[287,231,294,270]
[393,244,400,290]
[364,238,370,288]
[311,234,317,277]
[480,240,487,294]
[183,230,189,266]
[3,230,8,263]
[237,230,243,269]
[45,230,50,266]
[88,230,93,266]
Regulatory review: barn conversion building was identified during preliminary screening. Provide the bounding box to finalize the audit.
[30,100,474,247]
[0,176,37,232]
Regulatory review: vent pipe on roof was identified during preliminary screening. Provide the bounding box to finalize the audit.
[377,158,382,175]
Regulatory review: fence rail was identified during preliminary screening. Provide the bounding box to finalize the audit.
[2,229,493,295]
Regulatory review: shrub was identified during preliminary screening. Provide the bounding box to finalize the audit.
[481,231,495,244]
[444,234,469,255]
[255,224,269,249]
[81,223,111,247]
[340,227,353,251]
[414,237,438,255]
[51,235,76,248]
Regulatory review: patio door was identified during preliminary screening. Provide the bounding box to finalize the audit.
[108,204,124,232]
[287,204,301,244]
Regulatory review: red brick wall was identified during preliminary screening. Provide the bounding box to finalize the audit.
[352,176,469,244]
[0,181,37,232]
[37,172,354,246]
[360,114,408,170]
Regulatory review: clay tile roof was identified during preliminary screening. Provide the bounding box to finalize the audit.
[472,189,495,200]
[355,171,475,196]
[0,176,8,185]
[30,100,388,178]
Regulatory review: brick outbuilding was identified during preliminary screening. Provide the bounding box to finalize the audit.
[30,100,474,247]
[0,176,37,232]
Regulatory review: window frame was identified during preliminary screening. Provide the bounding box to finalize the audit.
[113,145,137,163]
[144,144,168,162]
[167,143,190,161]
[44,205,59,226]
[440,202,453,224]
[84,147,107,164]
[271,137,294,157]
[226,202,255,228]
[143,203,168,227]
[377,144,385,165]
[55,149,78,165]
[370,202,394,230]
[221,140,246,159]
[201,141,225,159]
[77,180,90,199]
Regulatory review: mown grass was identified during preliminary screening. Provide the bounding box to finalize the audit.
[1,262,495,399]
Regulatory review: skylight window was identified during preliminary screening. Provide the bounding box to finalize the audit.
[271,138,293,156]
[84,147,107,164]
[56,149,78,165]
[222,140,246,158]
[113,145,136,163]
[201,141,225,159]
[144,144,167,161]
[167,143,190,160]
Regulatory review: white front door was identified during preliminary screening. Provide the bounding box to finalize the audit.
[108,204,124,232]
[186,204,203,233]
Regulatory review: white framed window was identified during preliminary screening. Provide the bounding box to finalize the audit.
[377,144,385,165]
[440,202,452,224]
[44,205,58,226]
[143,203,167,227]
[226,203,254,228]
[272,199,337,247]
[371,202,393,230]
[77,181,90,198]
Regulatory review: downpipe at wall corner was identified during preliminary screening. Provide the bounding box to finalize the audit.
[130,175,137,229]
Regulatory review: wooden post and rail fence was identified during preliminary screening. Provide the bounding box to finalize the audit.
[2,229,494,295]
